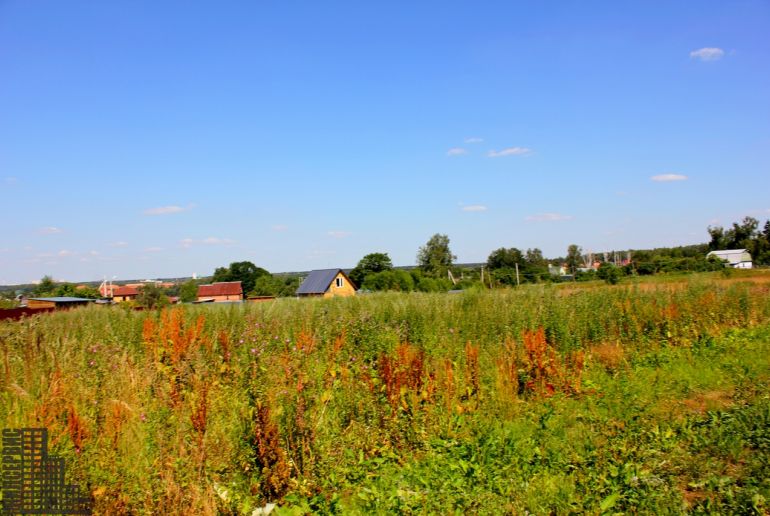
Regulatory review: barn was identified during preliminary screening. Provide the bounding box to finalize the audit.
[296,269,356,298]
[706,249,753,269]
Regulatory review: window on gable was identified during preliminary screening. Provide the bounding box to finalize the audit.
[336,277,343,288]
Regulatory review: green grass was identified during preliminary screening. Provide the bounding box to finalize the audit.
[1,278,769,514]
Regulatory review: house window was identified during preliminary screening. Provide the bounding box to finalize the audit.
[336,277,344,288]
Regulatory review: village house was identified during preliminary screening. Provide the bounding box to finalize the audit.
[111,285,139,303]
[296,269,356,298]
[196,281,243,302]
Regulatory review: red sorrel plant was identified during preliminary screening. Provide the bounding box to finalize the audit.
[251,401,290,500]
[378,343,425,410]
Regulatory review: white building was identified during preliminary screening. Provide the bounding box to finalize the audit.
[706,249,753,269]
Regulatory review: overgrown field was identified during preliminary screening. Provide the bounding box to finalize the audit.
[2,278,770,514]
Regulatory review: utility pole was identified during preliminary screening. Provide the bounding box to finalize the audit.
[515,263,520,286]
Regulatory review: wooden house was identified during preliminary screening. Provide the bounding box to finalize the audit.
[296,269,356,298]
[196,281,243,303]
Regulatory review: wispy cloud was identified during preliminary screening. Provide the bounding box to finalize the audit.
[488,147,531,158]
[108,241,129,248]
[447,147,467,156]
[57,249,74,257]
[462,205,488,212]
[327,230,351,239]
[144,247,163,253]
[464,137,483,144]
[525,212,573,222]
[651,173,688,182]
[181,237,235,248]
[143,205,191,216]
[690,47,724,61]
[38,226,62,235]
[3,177,17,186]
[271,224,288,232]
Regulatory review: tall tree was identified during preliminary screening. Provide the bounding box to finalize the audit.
[417,234,455,277]
[349,252,393,288]
[565,244,583,275]
[525,248,546,267]
[212,261,269,295]
[179,279,199,303]
[487,247,523,270]
[33,275,56,296]
[135,284,169,309]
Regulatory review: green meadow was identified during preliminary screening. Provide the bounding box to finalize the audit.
[1,277,769,514]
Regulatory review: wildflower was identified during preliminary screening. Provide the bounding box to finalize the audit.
[140,413,147,422]
[239,339,244,344]
[89,360,95,367]
[449,328,455,334]
[250,348,257,354]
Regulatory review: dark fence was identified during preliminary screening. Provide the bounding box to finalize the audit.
[0,307,56,321]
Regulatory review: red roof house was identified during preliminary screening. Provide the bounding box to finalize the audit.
[112,285,139,303]
[196,281,243,303]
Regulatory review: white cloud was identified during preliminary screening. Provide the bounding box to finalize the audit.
[144,247,163,253]
[327,230,351,239]
[143,205,188,216]
[180,238,195,249]
[108,241,129,248]
[57,249,74,257]
[690,47,724,61]
[3,177,18,186]
[462,205,488,212]
[447,147,467,156]
[38,226,62,235]
[488,147,532,158]
[651,174,688,182]
[271,224,288,232]
[525,213,573,222]
[464,137,483,144]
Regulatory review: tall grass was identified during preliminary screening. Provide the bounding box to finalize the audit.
[0,279,769,513]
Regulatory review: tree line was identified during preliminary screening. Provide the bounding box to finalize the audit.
[4,216,766,307]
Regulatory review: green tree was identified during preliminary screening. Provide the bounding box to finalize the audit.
[486,248,523,270]
[349,252,393,288]
[525,248,546,267]
[565,244,583,275]
[212,261,269,295]
[417,234,455,277]
[597,263,622,285]
[33,275,56,296]
[135,283,169,309]
[179,279,199,303]
[361,269,414,292]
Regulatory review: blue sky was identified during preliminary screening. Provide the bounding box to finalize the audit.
[1,1,769,284]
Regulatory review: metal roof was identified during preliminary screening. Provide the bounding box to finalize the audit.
[28,297,94,303]
[296,269,344,295]
[707,249,751,263]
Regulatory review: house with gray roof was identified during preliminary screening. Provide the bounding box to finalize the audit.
[296,269,357,298]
